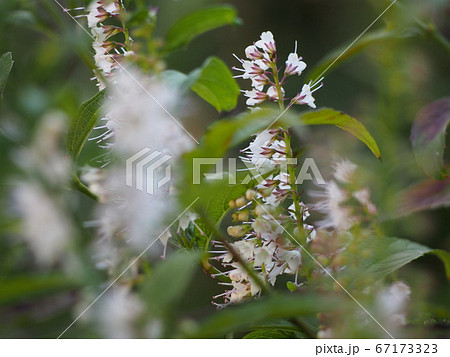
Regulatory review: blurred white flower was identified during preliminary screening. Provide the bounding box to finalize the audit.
[177,211,198,232]
[333,159,357,183]
[81,167,108,202]
[97,286,143,338]
[14,182,72,266]
[91,68,194,261]
[353,188,377,215]
[376,281,411,327]
[13,111,70,186]
[312,180,354,231]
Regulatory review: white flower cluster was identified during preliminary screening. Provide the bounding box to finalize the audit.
[311,159,377,231]
[12,112,73,266]
[212,129,315,306]
[233,31,322,108]
[85,1,133,90]
[83,69,194,270]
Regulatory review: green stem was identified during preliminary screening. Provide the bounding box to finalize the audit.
[429,27,450,55]
[283,132,306,247]
[270,62,285,111]
[417,21,450,56]
[196,208,270,295]
[72,174,99,201]
[289,318,317,339]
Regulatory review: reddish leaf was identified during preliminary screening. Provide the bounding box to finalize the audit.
[410,97,450,179]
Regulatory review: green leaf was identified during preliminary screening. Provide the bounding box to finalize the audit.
[190,57,240,112]
[66,90,107,199]
[192,107,380,159]
[143,251,201,312]
[66,90,107,161]
[165,6,239,52]
[0,275,77,306]
[0,52,13,98]
[296,109,381,159]
[350,237,450,287]
[395,177,450,217]
[306,29,406,82]
[410,97,450,179]
[286,281,298,292]
[184,293,332,338]
[243,329,298,339]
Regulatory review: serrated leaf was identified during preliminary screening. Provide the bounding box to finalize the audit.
[0,52,13,98]
[165,6,239,52]
[296,109,381,159]
[350,237,450,287]
[184,293,331,338]
[410,97,450,179]
[190,57,240,112]
[67,90,106,161]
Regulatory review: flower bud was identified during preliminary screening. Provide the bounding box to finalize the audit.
[235,196,247,208]
[228,199,236,209]
[227,225,246,238]
[254,204,266,216]
[245,189,258,200]
[237,211,249,222]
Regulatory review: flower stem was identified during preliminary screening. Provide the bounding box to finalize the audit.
[270,62,285,111]
[283,131,307,247]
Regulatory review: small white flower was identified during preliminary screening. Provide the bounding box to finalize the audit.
[159,230,172,246]
[87,1,102,28]
[254,245,274,268]
[233,240,256,261]
[285,52,307,76]
[255,31,276,54]
[243,89,267,106]
[229,282,250,303]
[267,86,283,100]
[294,83,316,108]
[178,211,198,231]
[245,45,264,60]
[252,216,283,241]
[250,74,268,91]
[278,249,302,273]
[102,0,120,15]
[91,26,108,43]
